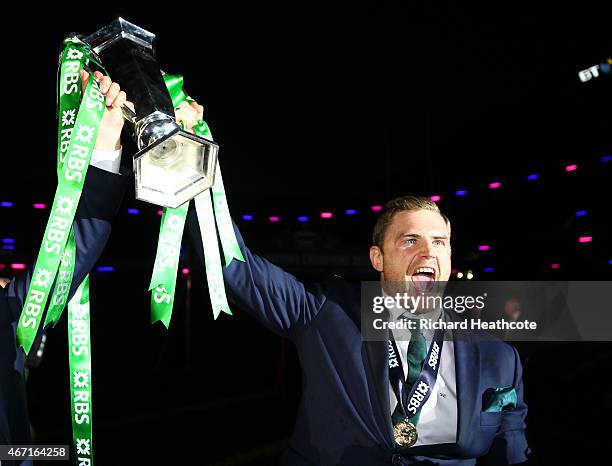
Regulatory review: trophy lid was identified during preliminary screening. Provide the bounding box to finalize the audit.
[84,17,155,54]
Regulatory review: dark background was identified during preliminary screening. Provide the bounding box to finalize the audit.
[1,2,611,465]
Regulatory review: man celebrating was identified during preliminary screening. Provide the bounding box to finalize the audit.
[178,104,533,466]
[0,71,131,464]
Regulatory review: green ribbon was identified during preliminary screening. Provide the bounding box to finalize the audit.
[17,38,105,354]
[16,36,102,465]
[67,275,94,465]
[149,202,188,327]
[163,74,244,266]
[194,190,232,318]
[45,39,91,328]
[148,74,244,326]
[45,229,76,327]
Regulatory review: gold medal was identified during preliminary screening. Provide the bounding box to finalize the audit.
[393,420,418,448]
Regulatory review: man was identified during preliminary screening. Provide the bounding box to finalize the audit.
[0,71,131,464]
[179,104,533,465]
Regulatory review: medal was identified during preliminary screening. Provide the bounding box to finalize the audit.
[393,419,418,447]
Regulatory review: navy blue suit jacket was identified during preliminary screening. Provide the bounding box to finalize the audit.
[0,166,128,463]
[222,225,532,466]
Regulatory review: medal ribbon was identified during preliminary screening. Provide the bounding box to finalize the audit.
[388,326,444,425]
[148,74,244,326]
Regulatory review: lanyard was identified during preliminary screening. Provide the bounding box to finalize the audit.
[388,324,444,420]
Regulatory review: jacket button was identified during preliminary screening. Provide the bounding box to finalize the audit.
[391,453,402,464]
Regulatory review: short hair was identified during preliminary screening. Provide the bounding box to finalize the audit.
[372,195,451,247]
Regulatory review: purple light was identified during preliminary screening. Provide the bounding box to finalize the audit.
[578,236,593,243]
[0,264,5,269]
[430,195,441,202]
[2,245,15,251]
[550,263,561,270]
[269,216,280,223]
[297,216,309,222]
[127,208,140,215]
[478,245,490,251]
[527,174,539,181]
[96,266,115,272]
[371,205,383,212]
[33,203,47,209]
[181,268,190,275]
[483,267,495,273]
[1,238,15,244]
[242,214,254,221]
[320,212,333,219]
[565,164,578,172]
[455,190,468,197]
[488,182,502,189]
[1,201,13,208]
[11,263,27,270]
[345,209,357,215]
[601,155,612,163]
[157,210,163,216]
[575,210,588,217]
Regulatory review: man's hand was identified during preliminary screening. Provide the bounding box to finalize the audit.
[175,101,204,134]
[79,70,133,151]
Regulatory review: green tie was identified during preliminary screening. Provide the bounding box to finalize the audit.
[392,323,427,426]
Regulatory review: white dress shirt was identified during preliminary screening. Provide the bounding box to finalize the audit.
[90,147,122,174]
[387,301,458,446]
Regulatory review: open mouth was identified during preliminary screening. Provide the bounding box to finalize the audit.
[409,266,436,293]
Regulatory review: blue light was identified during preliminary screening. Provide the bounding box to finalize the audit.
[297,216,310,222]
[527,174,539,181]
[575,210,588,217]
[96,266,115,272]
[483,267,495,273]
[601,155,612,163]
[2,245,15,251]
[344,209,357,215]
[1,238,15,244]
[127,208,140,215]
[1,201,13,208]
[455,190,468,197]
[242,214,254,221]
[609,260,612,265]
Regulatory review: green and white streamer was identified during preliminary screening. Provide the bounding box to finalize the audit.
[45,229,76,327]
[17,37,105,354]
[149,202,189,327]
[67,275,95,466]
[44,39,90,328]
[148,74,244,327]
[17,36,104,465]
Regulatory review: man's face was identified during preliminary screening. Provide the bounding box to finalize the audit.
[369,210,452,293]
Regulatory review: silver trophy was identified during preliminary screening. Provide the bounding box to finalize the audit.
[84,18,218,208]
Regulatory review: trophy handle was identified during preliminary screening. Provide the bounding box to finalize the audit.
[120,104,137,124]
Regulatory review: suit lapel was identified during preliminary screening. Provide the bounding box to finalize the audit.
[453,327,481,447]
[363,327,395,447]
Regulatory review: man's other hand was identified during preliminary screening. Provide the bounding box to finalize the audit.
[175,101,204,134]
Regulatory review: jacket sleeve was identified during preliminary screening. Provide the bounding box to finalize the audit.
[5,166,129,324]
[482,346,534,465]
[214,220,327,339]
